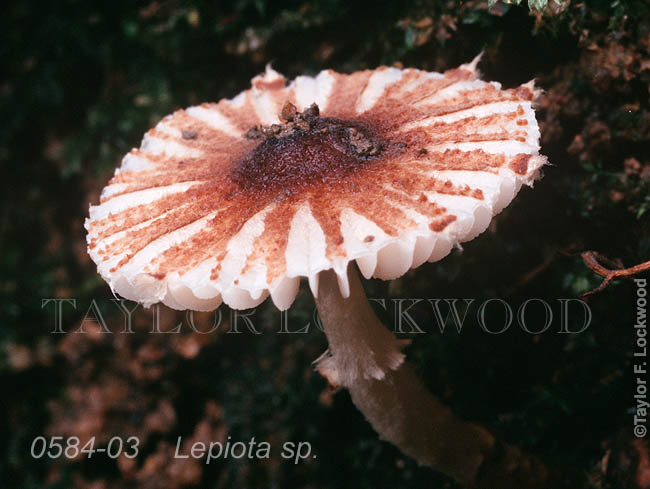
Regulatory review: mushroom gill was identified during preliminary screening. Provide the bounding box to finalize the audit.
[86,59,545,312]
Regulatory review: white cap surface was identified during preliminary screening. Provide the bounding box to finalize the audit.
[86,60,546,311]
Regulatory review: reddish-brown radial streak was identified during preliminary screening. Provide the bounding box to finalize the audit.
[323,70,374,118]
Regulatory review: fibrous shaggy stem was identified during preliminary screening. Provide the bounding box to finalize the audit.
[314,266,552,489]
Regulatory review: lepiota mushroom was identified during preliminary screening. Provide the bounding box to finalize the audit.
[86,57,549,487]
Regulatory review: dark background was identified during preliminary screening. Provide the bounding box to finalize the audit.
[1,1,649,487]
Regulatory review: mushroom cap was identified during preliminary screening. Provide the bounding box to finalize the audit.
[86,58,546,311]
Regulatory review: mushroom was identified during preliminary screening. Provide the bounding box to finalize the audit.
[86,57,549,487]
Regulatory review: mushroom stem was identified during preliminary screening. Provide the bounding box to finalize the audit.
[314,265,552,489]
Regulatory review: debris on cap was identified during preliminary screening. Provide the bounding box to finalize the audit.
[86,57,546,311]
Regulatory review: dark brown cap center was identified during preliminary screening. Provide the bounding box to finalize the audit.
[232,103,386,193]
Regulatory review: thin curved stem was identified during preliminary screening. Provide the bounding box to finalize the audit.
[314,265,554,489]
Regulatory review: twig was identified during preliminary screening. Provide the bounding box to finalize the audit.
[581,251,650,297]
